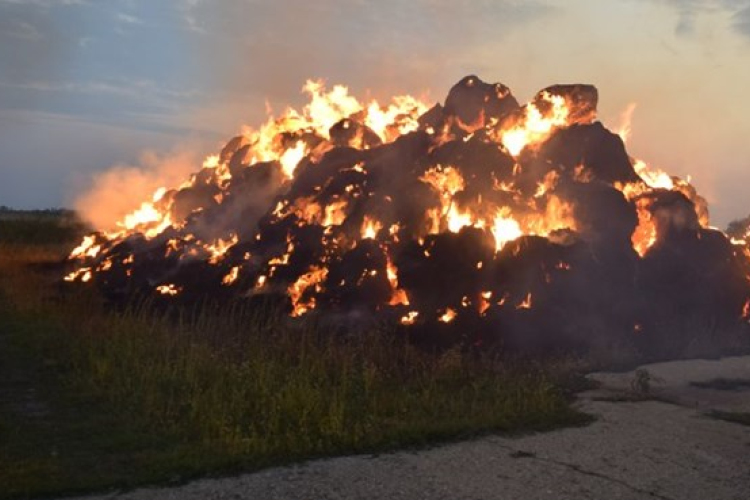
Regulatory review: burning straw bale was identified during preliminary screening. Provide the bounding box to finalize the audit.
[64,75,750,359]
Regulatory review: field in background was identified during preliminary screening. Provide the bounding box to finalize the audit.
[0,212,587,499]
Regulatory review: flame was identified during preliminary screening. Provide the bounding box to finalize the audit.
[222,266,240,285]
[438,308,457,323]
[400,311,419,325]
[361,216,383,240]
[500,92,570,156]
[118,201,173,239]
[65,75,743,333]
[69,235,102,260]
[365,95,429,142]
[205,233,239,265]
[742,299,750,322]
[156,284,181,296]
[64,267,92,282]
[323,200,348,227]
[534,171,560,198]
[279,140,307,179]
[479,291,492,315]
[446,204,475,233]
[420,166,465,206]
[491,210,523,251]
[386,257,409,306]
[616,102,637,144]
[516,293,533,310]
[633,159,674,190]
[289,266,328,317]
[632,197,657,257]
[290,198,349,227]
[522,196,577,236]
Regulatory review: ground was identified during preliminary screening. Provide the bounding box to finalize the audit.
[60,355,750,500]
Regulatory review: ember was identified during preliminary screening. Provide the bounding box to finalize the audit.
[66,75,750,356]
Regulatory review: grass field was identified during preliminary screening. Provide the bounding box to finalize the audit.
[0,212,589,499]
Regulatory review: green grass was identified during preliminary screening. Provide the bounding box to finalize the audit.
[0,213,588,499]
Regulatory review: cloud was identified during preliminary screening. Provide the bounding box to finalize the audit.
[731,5,750,36]
[0,0,86,84]
[644,0,750,38]
[0,78,199,100]
[179,0,555,101]
[0,0,88,6]
[116,12,143,25]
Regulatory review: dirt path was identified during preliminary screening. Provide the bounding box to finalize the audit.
[64,356,750,500]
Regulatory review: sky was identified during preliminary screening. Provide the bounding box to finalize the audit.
[1,0,749,227]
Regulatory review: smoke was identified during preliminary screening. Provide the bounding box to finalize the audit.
[73,148,201,231]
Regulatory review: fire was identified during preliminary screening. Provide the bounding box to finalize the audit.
[420,165,465,199]
[289,266,328,317]
[206,233,239,264]
[438,308,457,323]
[633,159,674,191]
[446,204,475,233]
[400,311,419,325]
[323,200,348,227]
[365,95,429,142]
[69,235,102,260]
[156,284,181,296]
[616,102,637,144]
[361,216,383,240]
[222,266,240,286]
[386,258,409,306]
[279,140,307,179]
[491,211,523,251]
[632,197,657,257]
[534,171,560,199]
[516,293,533,310]
[499,92,570,156]
[64,267,92,282]
[479,291,492,315]
[64,74,750,350]
[119,201,173,239]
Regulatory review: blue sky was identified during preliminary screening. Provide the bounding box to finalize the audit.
[1,0,750,226]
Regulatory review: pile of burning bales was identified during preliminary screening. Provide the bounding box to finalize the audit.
[65,75,750,358]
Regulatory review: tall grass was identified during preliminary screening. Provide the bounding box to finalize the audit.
[0,214,585,498]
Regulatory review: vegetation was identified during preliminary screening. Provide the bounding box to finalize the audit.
[706,410,750,427]
[0,212,588,499]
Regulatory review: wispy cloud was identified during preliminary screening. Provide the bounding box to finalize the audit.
[0,0,88,7]
[646,0,750,37]
[0,78,200,101]
[3,20,42,40]
[731,5,750,36]
[116,12,143,25]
